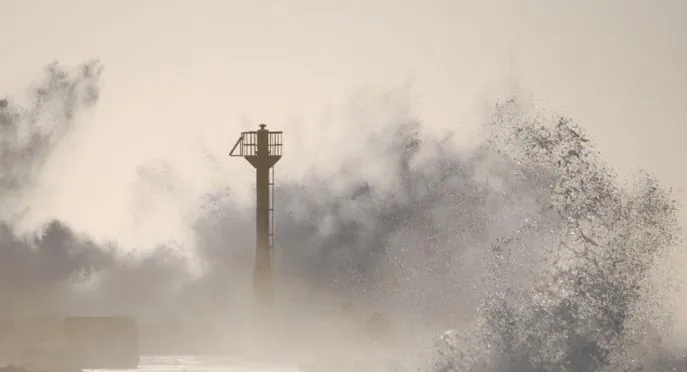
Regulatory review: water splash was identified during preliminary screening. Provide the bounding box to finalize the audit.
[425,100,684,372]
[0,63,684,370]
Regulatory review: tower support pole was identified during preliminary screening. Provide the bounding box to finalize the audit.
[253,128,273,320]
[231,124,282,350]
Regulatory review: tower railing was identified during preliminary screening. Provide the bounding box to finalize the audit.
[230,130,283,157]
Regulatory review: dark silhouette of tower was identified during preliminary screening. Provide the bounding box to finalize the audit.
[230,124,282,325]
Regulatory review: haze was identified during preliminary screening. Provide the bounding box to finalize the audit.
[2,0,687,353]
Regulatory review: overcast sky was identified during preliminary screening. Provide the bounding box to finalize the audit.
[2,0,686,250]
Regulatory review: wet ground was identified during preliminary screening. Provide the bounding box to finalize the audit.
[98,354,404,372]
[100,356,301,372]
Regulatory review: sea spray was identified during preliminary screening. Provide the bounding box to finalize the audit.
[0,64,684,370]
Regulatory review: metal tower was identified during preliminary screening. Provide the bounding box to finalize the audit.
[230,124,282,323]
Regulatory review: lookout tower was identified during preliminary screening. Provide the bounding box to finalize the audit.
[230,124,282,323]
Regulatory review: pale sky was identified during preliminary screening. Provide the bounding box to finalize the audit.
[2,0,686,251]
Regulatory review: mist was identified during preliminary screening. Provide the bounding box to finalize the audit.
[1,62,685,370]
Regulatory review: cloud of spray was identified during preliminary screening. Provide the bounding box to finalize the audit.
[0,63,195,323]
[0,61,101,220]
[0,61,113,314]
[0,62,684,370]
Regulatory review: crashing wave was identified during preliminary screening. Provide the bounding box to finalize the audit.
[423,100,684,372]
